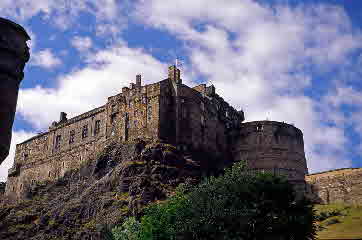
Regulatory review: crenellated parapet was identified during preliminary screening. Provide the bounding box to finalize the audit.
[0,18,30,164]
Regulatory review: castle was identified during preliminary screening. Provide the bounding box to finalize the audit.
[5,64,309,199]
[2,18,362,207]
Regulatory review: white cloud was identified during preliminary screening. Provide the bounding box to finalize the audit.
[0,130,35,182]
[0,0,125,34]
[135,0,362,173]
[17,43,170,130]
[31,49,62,69]
[71,36,93,52]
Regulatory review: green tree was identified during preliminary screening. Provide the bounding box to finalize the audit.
[112,217,141,240]
[113,161,316,239]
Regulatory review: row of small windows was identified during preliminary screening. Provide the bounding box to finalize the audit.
[55,120,101,149]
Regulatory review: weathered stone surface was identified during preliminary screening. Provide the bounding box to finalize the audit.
[0,182,5,202]
[305,168,362,204]
[0,18,30,164]
[0,141,202,239]
[6,66,246,200]
[233,121,308,182]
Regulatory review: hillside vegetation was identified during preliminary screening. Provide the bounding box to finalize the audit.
[109,161,316,240]
[315,203,362,239]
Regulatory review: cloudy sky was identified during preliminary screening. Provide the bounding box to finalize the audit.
[1,0,362,181]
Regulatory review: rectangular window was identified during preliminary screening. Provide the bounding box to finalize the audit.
[69,130,75,144]
[55,135,61,149]
[111,113,117,124]
[82,125,88,138]
[134,110,138,117]
[148,106,152,120]
[134,120,138,128]
[94,120,101,135]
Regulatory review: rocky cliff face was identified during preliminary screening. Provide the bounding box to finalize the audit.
[0,140,207,240]
[0,182,5,202]
[305,168,362,204]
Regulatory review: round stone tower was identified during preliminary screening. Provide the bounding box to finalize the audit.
[0,18,30,164]
[232,121,308,182]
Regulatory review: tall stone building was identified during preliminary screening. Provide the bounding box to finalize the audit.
[0,18,30,164]
[5,65,309,200]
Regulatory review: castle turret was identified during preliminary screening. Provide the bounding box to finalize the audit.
[0,18,30,164]
[233,121,308,182]
[136,74,142,87]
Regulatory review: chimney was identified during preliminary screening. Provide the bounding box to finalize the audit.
[206,85,216,96]
[59,112,67,122]
[136,74,141,87]
[168,65,181,84]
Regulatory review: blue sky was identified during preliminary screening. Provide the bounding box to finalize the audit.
[1,0,362,181]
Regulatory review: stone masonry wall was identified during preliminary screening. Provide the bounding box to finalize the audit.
[305,168,362,204]
[232,121,308,182]
[6,106,108,199]
[106,78,163,142]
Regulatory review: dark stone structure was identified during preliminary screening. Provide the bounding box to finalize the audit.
[5,66,309,200]
[0,18,30,164]
[233,121,308,181]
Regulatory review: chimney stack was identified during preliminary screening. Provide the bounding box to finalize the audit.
[136,74,141,87]
[59,112,67,122]
[168,65,182,84]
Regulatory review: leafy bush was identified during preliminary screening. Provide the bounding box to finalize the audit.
[315,209,343,221]
[112,161,317,240]
[112,217,141,240]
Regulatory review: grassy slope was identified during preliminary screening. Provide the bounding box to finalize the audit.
[315,203,362,239]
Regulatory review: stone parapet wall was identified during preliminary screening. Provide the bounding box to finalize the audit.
[305,168,362,204]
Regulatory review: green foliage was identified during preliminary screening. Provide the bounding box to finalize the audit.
[112,217,141,240]
[314,203,362,238]
[315,209,343,221]
[112,161,317,240]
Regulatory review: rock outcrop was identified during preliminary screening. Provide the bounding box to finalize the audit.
[305,168,362,204]
[0,140,204,239]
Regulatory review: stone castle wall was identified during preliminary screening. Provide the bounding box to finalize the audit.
[305,168,362,204]
[6,107,109,199]
[6,66,245,200]
[232,121,308,182]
